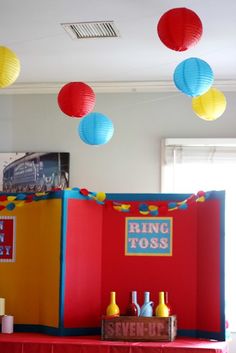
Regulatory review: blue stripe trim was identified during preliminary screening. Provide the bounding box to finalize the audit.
[58,192,68,329]
[177,329,197,338]
[6,325,226,340]
[219,190,226,341]
[60,189,225,203]
[178,329,225,341]
[12,324,100,336]
[3,189,220,203]
[58,327,101,336]
[106,190,223,202]
[0,189,224,202]
[106,193,192,201]
[57,191,194,202]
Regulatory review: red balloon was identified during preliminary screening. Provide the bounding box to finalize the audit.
[0,195,7,201]
[57,82,96,118]
[157,7,203,51]
[80,188,89,196]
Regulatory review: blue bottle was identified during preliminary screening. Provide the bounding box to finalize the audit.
[140,291,153,317]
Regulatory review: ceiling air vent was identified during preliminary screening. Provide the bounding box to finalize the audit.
[61,21,120,39]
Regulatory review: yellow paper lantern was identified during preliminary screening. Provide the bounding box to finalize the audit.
[192,87,227,121]
[0,46,20,88]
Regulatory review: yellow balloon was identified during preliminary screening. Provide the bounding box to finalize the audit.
[96,192,106,202]
[35,192,46,197]
[121,204,130,210]
[7,196,16,201]
[196,196,205,203]
[192,88,227,121]
[16,201,25,207]
[148,205,157,211]
[0,46,20,88]
[140,211,149,215]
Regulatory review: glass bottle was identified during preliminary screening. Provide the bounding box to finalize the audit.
[126,291,139,316]
[106,291,120,317]
[140,291,153,317]
[164,291,171,315]
[132,291,140,316]
[155,291,169,317]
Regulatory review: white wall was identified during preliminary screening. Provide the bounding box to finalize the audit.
[1,91,236,193]
[0,91,235,351]
[229,334,236,352]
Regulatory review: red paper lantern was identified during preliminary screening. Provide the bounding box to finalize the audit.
[57,82,96,118]
[157,7,203,51]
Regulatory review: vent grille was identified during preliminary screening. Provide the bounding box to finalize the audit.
[61,21,120,39]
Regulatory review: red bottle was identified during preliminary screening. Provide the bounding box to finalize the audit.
[126,291,139,316]
[164,291,171,315]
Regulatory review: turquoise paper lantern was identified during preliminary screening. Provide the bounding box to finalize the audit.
[173,57,214,97]
[78,112,114,145]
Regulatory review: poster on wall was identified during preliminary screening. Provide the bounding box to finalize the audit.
[0,152,70,192]
[0,216,16,262]
[125,217,173,256]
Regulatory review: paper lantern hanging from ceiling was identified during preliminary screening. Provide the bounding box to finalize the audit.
[78,112,114,145]
[157,7,203,51]
[0,46,20,88]
[173,57,214,97]
[57,82,96,118]
[192,88,227,121]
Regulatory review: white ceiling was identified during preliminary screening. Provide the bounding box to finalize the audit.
[1,0,236,89]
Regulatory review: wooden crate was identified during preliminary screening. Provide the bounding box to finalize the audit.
[101,315,177,342]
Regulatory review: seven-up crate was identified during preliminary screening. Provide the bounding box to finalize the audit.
[101,315,177,342]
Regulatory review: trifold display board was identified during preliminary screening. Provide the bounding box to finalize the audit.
[0,190,225,340]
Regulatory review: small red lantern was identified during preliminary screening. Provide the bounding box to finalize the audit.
[157,7,203,51]
[57,82,96,118]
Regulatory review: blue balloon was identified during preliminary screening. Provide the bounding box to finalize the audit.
[139,203,148,212]
[173,57,214,97]
[78,112,114,145]
[72,187,80,192]
[16,193,26,200]
[168,202,177,209]
[179,203,188,210]
[6,203,15,211]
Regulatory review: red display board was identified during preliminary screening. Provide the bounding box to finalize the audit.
[63,199,103,328]
[62,190,225,340]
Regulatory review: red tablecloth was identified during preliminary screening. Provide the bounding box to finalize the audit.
[0,334,229,353]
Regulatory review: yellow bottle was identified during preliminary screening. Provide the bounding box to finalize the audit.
[155,291,169,317]
[106,291,120,317]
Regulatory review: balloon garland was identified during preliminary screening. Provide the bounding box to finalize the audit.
[109,190,208,216]
[0,188,210,216]
[0,189,61,212]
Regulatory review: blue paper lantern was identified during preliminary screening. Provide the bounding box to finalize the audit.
[173,57,214,97]
[78,112,114,145]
